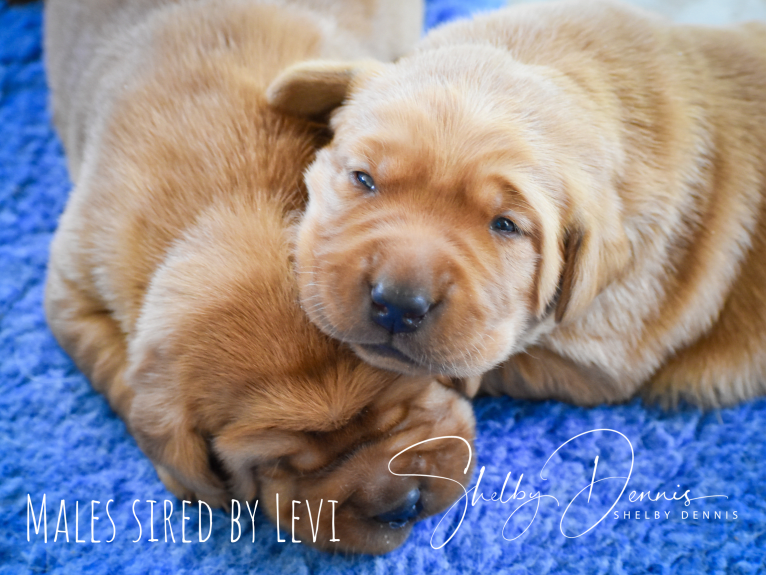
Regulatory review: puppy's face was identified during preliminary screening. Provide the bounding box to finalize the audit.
[128,204,475,554]
[269,47,630,377]
[213,362,475,554]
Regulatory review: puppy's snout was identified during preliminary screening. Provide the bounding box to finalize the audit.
[370,282,433,333]
[373,487,423,528]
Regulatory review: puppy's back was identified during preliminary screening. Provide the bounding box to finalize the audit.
[45,0,173,173]
[420,0,766,406]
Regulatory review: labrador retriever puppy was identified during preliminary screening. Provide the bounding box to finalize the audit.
[44,0,476,554]
[268,0,766,408]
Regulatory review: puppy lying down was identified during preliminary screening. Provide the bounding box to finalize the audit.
[270,0,766,408]
[43,0,475,554]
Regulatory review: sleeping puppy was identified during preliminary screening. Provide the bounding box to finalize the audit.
[268,0,766,408]
[44,0,476,554]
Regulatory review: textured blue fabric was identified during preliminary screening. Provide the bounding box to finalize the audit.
[1,1,764,573]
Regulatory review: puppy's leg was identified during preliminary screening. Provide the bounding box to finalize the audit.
[45,263,133,420]
[480,346,634,406]
[645,320,766,409]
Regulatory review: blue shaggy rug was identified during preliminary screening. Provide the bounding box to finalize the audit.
[1,1,764,573]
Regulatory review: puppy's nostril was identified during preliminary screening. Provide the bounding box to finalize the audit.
[373,487,422,529]
[371,299,388,314]
[370,283,433,334]
[401,311,425,330]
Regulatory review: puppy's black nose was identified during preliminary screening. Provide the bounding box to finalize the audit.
[374,488,422,529]
[370,283,432,334]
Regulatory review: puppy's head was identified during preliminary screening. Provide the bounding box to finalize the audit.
[213,362,475,554]
[267,47,630,378]
[127,199,475,554]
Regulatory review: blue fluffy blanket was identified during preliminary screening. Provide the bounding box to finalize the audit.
[1,1,764,573]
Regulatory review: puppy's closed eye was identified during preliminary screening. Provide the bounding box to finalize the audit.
[435,375,481,399]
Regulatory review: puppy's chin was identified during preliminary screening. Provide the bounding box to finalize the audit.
[352,343,429,375]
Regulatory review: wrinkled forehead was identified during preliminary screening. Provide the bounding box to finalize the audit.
[329,51,566,197]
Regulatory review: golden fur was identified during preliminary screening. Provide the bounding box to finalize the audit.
[268,0,766,408]
[44,0,477,554]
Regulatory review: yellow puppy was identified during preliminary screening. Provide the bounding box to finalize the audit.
[269,0,766,407]
[44,0,477,554]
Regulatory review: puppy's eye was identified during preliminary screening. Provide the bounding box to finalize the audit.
[490,216,520,235]
[352,171,376,192]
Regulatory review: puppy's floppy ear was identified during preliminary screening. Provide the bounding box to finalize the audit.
[266,59,386,117]
[127,343,230,506]
[555,201,631,324]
